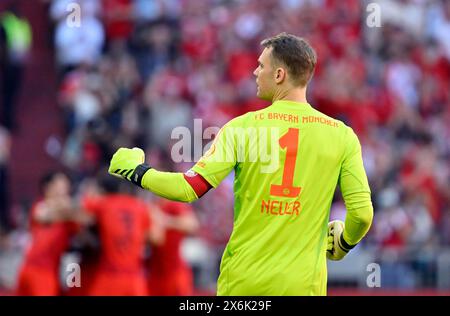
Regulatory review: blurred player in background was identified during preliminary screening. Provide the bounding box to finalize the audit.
[81,174,163,296]
[63,178,101,296]
[147,199,199,296]
[16,171,78,296]
[109,33,374,295]
[64,223,100,296]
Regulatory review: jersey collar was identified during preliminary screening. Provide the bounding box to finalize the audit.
[270,100,312,110]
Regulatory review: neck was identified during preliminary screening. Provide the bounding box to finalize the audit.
[272,86,308,104]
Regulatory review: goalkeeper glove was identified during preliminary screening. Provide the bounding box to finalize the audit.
[108,147,151,188]
[326,220,356,261]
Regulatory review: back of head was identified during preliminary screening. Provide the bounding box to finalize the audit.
[97,173,122,194]
[260,32,317,87]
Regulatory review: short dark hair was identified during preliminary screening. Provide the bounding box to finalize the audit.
[98,174,122,194]
[261,32,317,87]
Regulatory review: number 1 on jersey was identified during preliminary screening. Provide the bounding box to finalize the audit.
[270,128,302,198]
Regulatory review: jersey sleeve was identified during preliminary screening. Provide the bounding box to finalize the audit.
[191,119,239,188]
[339,127,374,245]
[141,170,199,203]
[339,127,371,199]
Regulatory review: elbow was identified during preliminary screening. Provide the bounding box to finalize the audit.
[184,194,199,204]
[359,204,374,231]
[170,194,199,204]
[345,192,374,229]
[179,182,201,203]
[173,193,199,203]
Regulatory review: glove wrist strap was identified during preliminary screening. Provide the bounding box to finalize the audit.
[338,233,356,253]
[130,163,151,188]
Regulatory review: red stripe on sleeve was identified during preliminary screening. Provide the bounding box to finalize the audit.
[183,172,212,198]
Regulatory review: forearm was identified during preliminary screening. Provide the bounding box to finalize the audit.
[141,169,199,203]
[108,147,211,201]
[342,192,374,245]
[34,200,74,223]
[165,214,199,234]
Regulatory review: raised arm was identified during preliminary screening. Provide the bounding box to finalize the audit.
[108,121,238,203]
[108,147,212,203]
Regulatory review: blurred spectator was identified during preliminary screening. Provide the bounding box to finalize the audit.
[133,0,181,23]
[130,21,178,81]
[143,68,193,149]
[0,126,11,232]
[50,0,104,75]
[377,0,426,38]
[427,0,450,61]
[102,0,134,44]
[0,4,32,131]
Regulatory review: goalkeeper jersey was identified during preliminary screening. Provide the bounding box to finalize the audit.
[191,100,371,296]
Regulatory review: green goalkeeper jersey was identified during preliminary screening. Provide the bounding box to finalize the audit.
[191,100,371,296]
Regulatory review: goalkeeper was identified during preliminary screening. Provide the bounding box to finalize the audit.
[109,33,373,295]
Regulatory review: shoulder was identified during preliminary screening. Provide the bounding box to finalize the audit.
[340,124,362,154]
[308,106,362,149]
[340,122,359,142]
[309,107,344,127]
[222,112,254,129]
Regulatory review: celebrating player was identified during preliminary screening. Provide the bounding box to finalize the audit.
[16,171,78,296]
[81,174,162,296]
[108,33,374,295]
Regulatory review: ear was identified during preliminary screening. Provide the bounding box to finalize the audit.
[274,68,285,84]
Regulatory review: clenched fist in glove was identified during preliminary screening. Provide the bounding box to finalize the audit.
[326,220,356,261]
[108,147,151,188]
